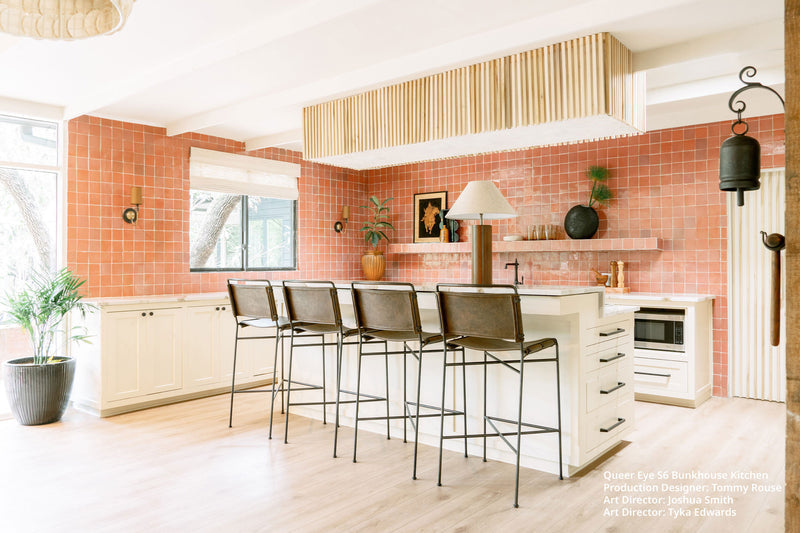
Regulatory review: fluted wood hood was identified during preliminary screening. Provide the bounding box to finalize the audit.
[303,32,644,170]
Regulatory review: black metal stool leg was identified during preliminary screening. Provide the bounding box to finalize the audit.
[555,343,563,480]
[483,350,487,462]
[353,335,365,463]
[460,347,468,457]
[280,332,285,414]
[321,335,327,425]
[402,342,408,443]
[268,329,282,440]
[334,332,344,458]
[228,332,240,428]
[384,340,391,439]
[436,344,448,486]
[413,337,426,480]
[284,331,295,444]
[514,352,524,509]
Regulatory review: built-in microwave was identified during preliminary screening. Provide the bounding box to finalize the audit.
[634,307,685,352]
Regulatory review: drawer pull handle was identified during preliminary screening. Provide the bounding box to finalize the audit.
[635,371,672,378]
[599,328,625,337]
[600,382,626,394]
[600,418,626,432]
[599,352,625,363]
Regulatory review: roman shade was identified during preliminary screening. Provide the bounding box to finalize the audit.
[189,147,300,200]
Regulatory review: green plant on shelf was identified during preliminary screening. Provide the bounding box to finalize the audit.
[586,165,613,208]
[360,196,395,249]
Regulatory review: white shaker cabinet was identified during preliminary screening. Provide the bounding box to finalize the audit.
[72,295,276,417]
[183,303,235,388]
[103,307,182,401]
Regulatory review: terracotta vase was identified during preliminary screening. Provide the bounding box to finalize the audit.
[361,250,386,280]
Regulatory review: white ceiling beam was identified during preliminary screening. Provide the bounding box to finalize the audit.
[0,96,63,121]
[245,129,303,152]
[166,0,698,138]
[647,66,785,106]
[63,0,387,121]
[633,19,783,72]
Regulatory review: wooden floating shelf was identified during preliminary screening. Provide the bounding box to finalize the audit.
[388,237,663,255]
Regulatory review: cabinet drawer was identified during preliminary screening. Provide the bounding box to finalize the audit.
[585,342,632,373]
[634,358,689,395]
[586,362,630,413]
[584,400,634,452]
[586,320,631,348]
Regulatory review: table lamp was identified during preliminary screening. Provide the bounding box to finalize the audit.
[446,181,516,284]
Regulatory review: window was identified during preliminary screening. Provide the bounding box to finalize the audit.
[188,148,299,272]
[189,191,295,270]
[0,114,59,319]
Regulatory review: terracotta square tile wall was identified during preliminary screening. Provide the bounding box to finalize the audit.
[66,115,366,298]
[364,114,786,397]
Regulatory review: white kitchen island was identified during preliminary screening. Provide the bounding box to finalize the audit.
[284,284,636,477]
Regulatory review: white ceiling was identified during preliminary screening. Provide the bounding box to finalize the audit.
[0,0,785,155]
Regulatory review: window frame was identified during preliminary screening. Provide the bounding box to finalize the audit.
[189,192,297,273]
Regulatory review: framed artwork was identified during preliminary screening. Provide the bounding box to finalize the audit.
[413,191,447,243]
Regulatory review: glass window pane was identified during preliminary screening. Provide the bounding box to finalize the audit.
[0,168,58,323]
[247,197,295,269]
[189,191,243,270]
[0,115,58,167]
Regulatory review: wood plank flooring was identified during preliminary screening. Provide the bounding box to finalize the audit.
[0,394,785,532]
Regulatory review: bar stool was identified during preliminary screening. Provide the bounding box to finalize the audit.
[226,279,290,429]
[279,280,364,452]
[348,281,467,480]
[434,283,563,508]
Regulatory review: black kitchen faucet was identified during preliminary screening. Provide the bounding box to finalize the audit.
[505,259,523,285]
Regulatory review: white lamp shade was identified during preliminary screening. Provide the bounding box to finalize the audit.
[445,181,517,221]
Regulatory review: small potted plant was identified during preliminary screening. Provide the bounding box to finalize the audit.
[359,195,395,280]
[564,165,613,239]
[2,268,94,425]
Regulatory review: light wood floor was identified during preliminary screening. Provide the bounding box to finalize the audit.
[0,394,784,533]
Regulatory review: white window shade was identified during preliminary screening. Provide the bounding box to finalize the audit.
[189,147,300,200]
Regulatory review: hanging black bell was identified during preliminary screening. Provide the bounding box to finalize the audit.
[719,123,760,207]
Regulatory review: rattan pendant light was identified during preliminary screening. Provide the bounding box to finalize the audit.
[0,0,135,40]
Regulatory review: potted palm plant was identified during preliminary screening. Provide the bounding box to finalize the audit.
[2,268,94,425]
[359,195,395,280]
[564,165,613,239]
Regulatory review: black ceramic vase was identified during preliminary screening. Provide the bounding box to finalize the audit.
[564,205,599,239]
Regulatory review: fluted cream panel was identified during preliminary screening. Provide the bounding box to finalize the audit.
[303,33,643,161]
[728,168,786,401]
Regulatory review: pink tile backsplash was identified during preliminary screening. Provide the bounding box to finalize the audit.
[66,113,785,398]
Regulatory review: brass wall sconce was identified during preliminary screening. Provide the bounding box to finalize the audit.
[334,205,350,233]
[123,186,142,224]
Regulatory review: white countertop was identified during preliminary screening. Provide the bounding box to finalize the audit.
[88,292,228,307]
[602,304,639,318]
[88,284,605,307]
[604,292,715,303]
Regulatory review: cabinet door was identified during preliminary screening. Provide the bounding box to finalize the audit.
[144,307,183,394]
[184,305,222,387]
[104,310,147,401]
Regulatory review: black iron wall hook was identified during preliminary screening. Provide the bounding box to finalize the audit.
[727,66,785,121]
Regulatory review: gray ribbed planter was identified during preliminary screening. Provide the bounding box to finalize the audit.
[3,357,76,425]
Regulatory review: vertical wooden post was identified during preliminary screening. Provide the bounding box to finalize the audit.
[786,1,799,531]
